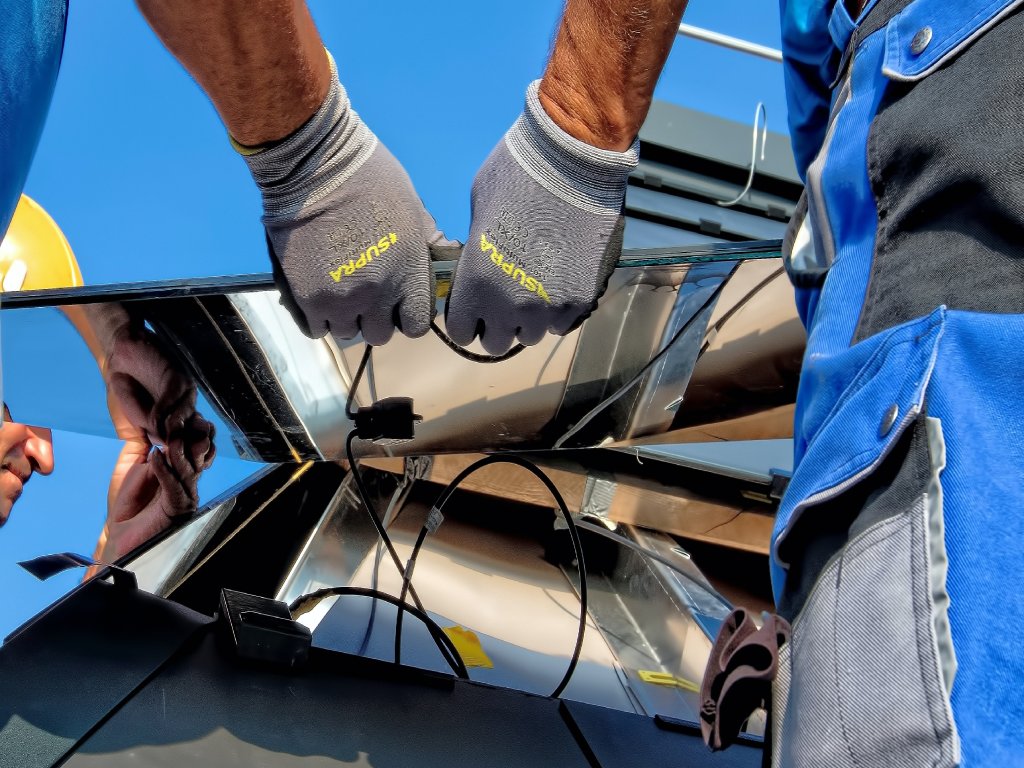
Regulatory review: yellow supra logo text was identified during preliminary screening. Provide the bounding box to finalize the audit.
[329,233,397,282]
[480,234,551,303]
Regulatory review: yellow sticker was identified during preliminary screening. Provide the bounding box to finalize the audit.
[638,670,699,693]
[443,626,494,669]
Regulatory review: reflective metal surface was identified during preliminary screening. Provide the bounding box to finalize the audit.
[2,241,803,464]
[1,241,799,623]
[269,459,732,721]
[562,522,764,736]
[0,297,260,636]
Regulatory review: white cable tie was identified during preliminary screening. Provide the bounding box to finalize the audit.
[426,506,445,534]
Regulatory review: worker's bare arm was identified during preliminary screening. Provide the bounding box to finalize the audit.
[539,0,688,151]
[135,0,329,146]
[140,1,441,345]
[445,0,689,352]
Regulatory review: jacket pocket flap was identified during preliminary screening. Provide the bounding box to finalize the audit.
[882,0,1023,81]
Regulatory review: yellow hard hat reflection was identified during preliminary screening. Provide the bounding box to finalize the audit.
[0,194,83,291]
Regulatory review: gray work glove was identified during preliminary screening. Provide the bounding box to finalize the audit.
[445,80,638,355]
[240,53,440,346]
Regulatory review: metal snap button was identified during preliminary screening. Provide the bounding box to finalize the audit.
[910,26,932,55]
[879,404,899,438]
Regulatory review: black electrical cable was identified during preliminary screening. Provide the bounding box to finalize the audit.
[356,549,382,657]
[344,432,413,596]
[344,347,419,607]
[346,344,373,418]
[430,321,526,363]
[395,455,588,698]
[552,276,732,448]
[288,586,470,679]
[343,346,463,672]
[357,484,404,657]
[345,430,463,675]
[393,525,429,666]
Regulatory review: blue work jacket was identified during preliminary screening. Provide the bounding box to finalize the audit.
[776,1,1024,765]
[0,0,67,241]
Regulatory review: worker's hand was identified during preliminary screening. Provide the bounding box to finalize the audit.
[445,81,637,355]
[243,53,440,346]
[87,415,213,577]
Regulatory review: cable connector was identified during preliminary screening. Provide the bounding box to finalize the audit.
[353,397,422,441]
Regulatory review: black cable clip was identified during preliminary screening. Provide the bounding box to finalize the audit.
[218,588,311,669]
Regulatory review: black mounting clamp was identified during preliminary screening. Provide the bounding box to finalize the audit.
[218,588,312,669]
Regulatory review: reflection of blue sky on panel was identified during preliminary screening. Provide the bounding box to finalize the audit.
[2,305,245,450]
[4,307,112,437]
[5,1,788,632]
[0,429,257,639]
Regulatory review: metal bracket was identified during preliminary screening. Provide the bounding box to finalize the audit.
[403,455,434,485]
[580,475,618,520]
[17,552,138,590]
[740,470,792,506]
[768,469,791,501]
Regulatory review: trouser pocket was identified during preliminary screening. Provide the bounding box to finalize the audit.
[775,417,959,768]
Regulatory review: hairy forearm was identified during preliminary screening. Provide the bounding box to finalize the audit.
[540,0,688,151]
[135,0,330,146]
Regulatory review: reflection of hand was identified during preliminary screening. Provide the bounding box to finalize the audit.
[68,302,199,445]
[104,322,197,444]
[87,414,215,578]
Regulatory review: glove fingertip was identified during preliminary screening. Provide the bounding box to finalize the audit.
[267,232,328,339]
[399,314,431,340]
[327,315,360,344]
[479,325,518,357]
[441,309,479,347]
[551,310,587,337]
[515,325,547,347]
[359,317,396,347]
[395,292,434,339]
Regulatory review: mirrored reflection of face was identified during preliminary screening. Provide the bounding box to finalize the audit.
[0,404,55,526]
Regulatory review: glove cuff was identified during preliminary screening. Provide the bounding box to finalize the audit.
[505,80,639,215]
[239,50,377,219]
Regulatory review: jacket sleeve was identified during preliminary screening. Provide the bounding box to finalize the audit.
[779,0,837,181]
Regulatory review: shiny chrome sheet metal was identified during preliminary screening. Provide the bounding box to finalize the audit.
[341,244,802,458]
[563,524,762,736]
[0,241,803,462]
[117,453,764,732]
[233,242,799,460]
[275,474,634,712]
[271,461,760,731]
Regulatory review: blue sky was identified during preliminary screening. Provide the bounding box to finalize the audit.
[3,1,787,637]
[25,0,787,283]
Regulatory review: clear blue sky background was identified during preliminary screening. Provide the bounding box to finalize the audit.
[2,1,787,637]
